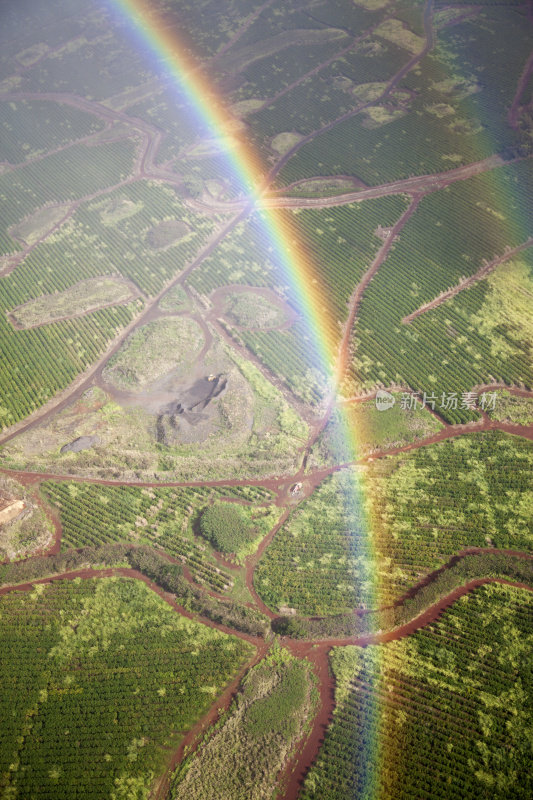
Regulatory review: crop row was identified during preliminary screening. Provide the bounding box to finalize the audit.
[256,432,533,613]
[301,582,533,799]
[42,481,272,592]
[0,577,252,799]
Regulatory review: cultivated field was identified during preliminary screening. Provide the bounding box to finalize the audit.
[0,0,531,797]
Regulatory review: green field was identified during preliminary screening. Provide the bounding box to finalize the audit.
[172,645,317,800]
[42,481,274,591]
[257,432,533,612]
[0,577,253,799]
[301,583,533,800]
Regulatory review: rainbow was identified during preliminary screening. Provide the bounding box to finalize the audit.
[110,0,381,789]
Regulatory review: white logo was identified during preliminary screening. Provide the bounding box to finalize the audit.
[375,389,395,412]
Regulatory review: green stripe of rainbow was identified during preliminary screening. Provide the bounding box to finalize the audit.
[110,0,381,790]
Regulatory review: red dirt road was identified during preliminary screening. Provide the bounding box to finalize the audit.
[402,237,533,323]
[279,577,533,800]
[508,48,533,128]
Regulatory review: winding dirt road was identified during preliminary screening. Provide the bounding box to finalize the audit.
[1,2,532,797]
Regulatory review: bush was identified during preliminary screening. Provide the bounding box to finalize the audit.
[199,503,255,555]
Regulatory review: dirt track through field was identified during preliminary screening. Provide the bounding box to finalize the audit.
[1,2,532,795]
[508,47,533,128]
[3,565,529,800]
[279,577,533,800]
[402,237,533,323]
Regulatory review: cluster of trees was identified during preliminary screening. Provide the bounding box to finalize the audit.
[199,502,256,555]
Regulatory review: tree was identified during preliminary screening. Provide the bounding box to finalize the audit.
[198,503,254,555]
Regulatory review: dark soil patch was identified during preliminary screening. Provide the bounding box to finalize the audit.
[60,435,99,454]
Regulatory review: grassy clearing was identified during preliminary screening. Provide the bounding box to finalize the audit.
[361,104,406,128]
[230,99,265,117]
[99,194,143,225]
[0,475,53,561]
[147,220,190,250]
[199,501,280,563]
[374,19,425,54]
[172,645,317,800]
[102,317,204,392]
[15,42,50,66]
[0,577,253,800]
[285,177,360,197]
[487,391,533,426]
[224,291,288,329]
[9,204,70,246]
[352,81,388,103]
[353,0,389,9]
[10,276,137,328]
[271,132,304,155]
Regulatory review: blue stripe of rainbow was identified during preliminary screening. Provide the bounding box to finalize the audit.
[110,0,380,791]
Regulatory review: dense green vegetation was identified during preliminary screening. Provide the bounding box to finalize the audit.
[0,543,270,637]
[255,470,370,615]
[368,431,533,603]
[42,481,273,591]
[347,163,533,420]
[199,502,257,556]
[0,576,253,799]
[275,551,533,639]
[171,644,317,800]
[257,432,533,613]
[301,583,533,799]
